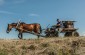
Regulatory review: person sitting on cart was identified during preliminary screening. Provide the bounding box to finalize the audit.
[56,19,62,31]
[56,19,62,27]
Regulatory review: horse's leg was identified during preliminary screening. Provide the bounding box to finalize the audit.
[37,25,41,38]
[36,30,40,39]
[18,32,23,39]
[18,33,21,39]
[20,33,23,39]
[37,35,40,39]
[33,30,39,38]
[33,24,41,39]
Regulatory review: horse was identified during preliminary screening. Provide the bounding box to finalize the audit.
[6,22,42,39]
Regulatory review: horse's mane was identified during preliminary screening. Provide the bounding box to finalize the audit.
[11,22,26,24]
[30,23,39,24]
[11,23,17,24]
[11,22,39,25]
[20,22,26,24]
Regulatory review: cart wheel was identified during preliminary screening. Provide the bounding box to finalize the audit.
[46,34,50,37]
[64,32,72,37]
[64,32,69,37]
[72,31,79,37]
[55,31,59,37]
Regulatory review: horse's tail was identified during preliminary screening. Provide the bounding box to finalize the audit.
[39,24,42,34]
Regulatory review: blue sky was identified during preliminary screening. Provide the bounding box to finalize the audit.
[0,0,85,39]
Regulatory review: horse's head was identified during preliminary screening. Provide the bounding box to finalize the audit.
[6,23,17,33]
[6,24,12,33]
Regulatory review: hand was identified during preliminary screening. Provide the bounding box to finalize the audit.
[57,24,61,26]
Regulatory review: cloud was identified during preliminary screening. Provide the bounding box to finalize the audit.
[81,32,85,36]
[0,10,14,14]
[0,0,26,6]
[13,0,26,4]
[0,0,5,5]
[29,13,39,17]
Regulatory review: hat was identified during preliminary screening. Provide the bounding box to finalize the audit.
[57,19,59,21]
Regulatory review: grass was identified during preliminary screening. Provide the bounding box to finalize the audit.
[0,37,84,55]
[41,43,49,47]
[28,45,36,50]
[0,49,8,55]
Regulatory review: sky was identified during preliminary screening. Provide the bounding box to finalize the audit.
[0,0,85,39]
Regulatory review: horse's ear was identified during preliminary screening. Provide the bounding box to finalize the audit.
[8,24,9,26]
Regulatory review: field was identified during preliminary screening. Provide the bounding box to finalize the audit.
[0,37,85,55]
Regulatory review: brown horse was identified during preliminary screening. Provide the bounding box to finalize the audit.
[6,22,42,39]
